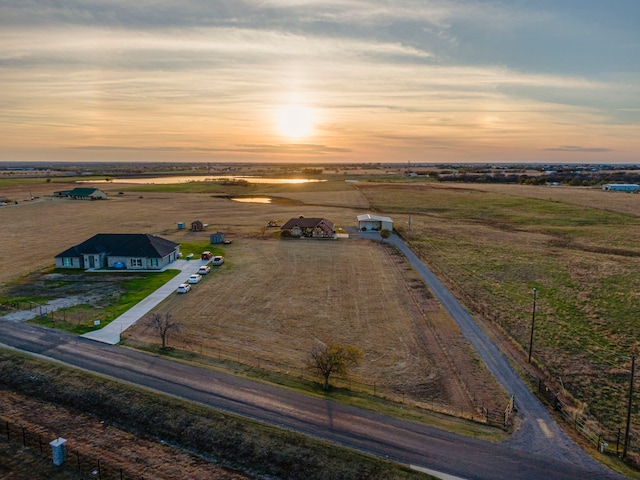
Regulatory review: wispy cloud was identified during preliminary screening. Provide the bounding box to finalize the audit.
[0,0,638,163]
[71,143,350,155]
[544,146,613,153]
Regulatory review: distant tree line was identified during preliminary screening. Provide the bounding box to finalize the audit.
[439,171,640,186]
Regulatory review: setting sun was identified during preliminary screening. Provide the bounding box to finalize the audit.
[276,104,314,139]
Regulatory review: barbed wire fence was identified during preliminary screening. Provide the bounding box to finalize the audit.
[531,373,638,463]
[172,332,513,429]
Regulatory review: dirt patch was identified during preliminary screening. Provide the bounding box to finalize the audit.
[0,272,135,322]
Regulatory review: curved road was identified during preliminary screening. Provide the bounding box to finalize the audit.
[0,324,624,479]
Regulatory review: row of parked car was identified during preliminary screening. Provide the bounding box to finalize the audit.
[176,254,224,294]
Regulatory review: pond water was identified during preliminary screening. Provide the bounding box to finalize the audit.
[231,197,272,204]
[81,176,325,185]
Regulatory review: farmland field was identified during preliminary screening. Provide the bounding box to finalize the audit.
[0,178,506,419]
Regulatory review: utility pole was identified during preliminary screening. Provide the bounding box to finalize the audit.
[407,215,411,242]
[623,354,636,459]
[528,288,537,363]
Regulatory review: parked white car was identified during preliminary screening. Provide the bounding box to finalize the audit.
[176,283,191,294]
[188,273,202,284]
[198,265,211,275]
[212,255,224,266]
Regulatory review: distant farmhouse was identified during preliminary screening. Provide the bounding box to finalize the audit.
[356,214,393,232]
[55,234,180,270]
[602,183,639,193]
[280,216,335,238]
[54,187,107,200]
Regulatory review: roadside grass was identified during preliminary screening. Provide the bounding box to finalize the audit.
[131,341,507,442]
[27,269,180,334]
[358,184,640,444]
[178,241,225,259]
[0,348,435,480]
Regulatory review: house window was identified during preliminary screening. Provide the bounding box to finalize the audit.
[62,257,73,267]
[150,258,159,267]
[130,258,143,267]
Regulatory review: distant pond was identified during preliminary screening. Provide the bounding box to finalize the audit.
[231,197,272,204]
[82,176,325,185]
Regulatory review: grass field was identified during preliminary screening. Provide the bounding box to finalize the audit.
[356,183,640,443]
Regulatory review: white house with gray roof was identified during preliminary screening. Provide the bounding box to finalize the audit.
[55,234,180,270]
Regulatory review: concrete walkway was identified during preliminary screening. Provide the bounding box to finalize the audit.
[81,259,208,345]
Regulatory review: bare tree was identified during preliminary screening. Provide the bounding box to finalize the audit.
[308,340,363,391]
[143,312,181,350]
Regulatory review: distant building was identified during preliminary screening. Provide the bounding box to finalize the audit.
[280,216,335,238]
[602,184,639,193]
[356,214,394,232]
[54,234,180,270]
[54,187,107,200]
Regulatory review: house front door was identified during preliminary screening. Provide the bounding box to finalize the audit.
[88,256,95,269]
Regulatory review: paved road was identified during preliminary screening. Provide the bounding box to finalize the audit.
[0,321,626,480]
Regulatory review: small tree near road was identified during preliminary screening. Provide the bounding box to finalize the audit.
[308,340,363,391]
[379,228,391,240]
[143,312,181,350]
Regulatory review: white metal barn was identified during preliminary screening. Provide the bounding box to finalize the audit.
[356,214,394,232]
[602,183,640,193]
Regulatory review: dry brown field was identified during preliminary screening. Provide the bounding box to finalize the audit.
[0,181,368,284]
[0,179,506,417]
[124,237,504,414]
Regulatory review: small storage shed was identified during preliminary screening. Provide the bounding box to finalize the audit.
[210,232,225,244]
[356,214,393,232]
[191,220,208,232]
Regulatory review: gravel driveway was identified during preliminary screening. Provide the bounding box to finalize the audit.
[382,233,621,476]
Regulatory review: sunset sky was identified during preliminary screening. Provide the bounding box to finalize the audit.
[1,1,639,164]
